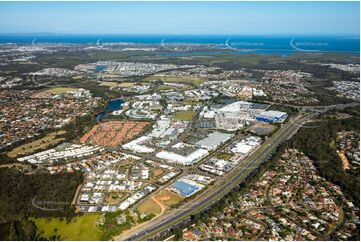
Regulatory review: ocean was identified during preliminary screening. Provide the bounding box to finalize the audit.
[0,34,359,55]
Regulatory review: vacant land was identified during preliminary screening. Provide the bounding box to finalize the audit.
[0,163,30,169]
[104,193,124,205]
[157,85,177,92]
[80,120,149,147]
[183,99,201,106]
[338,152,351,170]
[154,190,184,208]
[152,168,164,178]
[216,152,233,160]
[99,81,136,88]
[7,130,66,158]
[72,75,84,80]
[249,122,276,136]
[174,111,196,121]
[137,198,162,215]
[31,87,80,98]
[45,87,79,94]
[33,214,102,241]
[144,75,204,86]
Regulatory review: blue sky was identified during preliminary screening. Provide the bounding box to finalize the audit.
[0,1,359,35]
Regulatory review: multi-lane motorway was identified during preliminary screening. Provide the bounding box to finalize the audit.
[120,113,310,241]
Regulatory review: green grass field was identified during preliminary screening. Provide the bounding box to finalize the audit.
[216,152,233,160]
[137,198,162,215]
[174,111,196,121]
[7,130,66,158]
[33,214,103,241]
[45,87,79,94]
[99,81,136,88]
[144,75,204,86]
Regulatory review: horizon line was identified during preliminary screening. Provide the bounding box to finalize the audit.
[0,32,360,37]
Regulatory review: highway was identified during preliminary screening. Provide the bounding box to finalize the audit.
[120,113,310,241]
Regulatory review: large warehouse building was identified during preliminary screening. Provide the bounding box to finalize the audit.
[156,143,209,166]
[255,110,288,123]
[195,132,233,150]
[171,180,200,197]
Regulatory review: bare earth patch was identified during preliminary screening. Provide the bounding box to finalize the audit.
[154,189,184,207]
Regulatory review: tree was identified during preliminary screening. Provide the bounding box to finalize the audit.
[21,220,37,240]
[8,222,17,241]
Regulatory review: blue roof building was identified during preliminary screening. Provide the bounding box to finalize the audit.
[255,110,288,123]
[171,180,200,197]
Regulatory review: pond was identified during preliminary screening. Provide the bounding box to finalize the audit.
[96,98,124,122]
[95,65,107,72]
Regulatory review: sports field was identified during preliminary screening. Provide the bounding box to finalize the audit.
[33,214,103,241]
[154,190,184,208]
[80,120,149,147]
[7,130,66,158]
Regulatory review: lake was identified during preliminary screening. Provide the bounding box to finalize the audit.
[96,98,124,121]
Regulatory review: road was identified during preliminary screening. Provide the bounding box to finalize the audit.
[119,113,310,241]
[264,101,359,112]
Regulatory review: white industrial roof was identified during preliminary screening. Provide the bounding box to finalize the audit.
[196,132,232,150]
[156,148,209,165]
[232,143,253,154]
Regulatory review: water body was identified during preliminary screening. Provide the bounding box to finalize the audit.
[106,98,124,112]
[96,112,107,122]
[159,50,295,57]
[0,34,359,54]
[96,98,124,122]
[95,65,107,72]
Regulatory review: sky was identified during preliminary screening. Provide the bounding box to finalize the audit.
[0,1,359,35]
